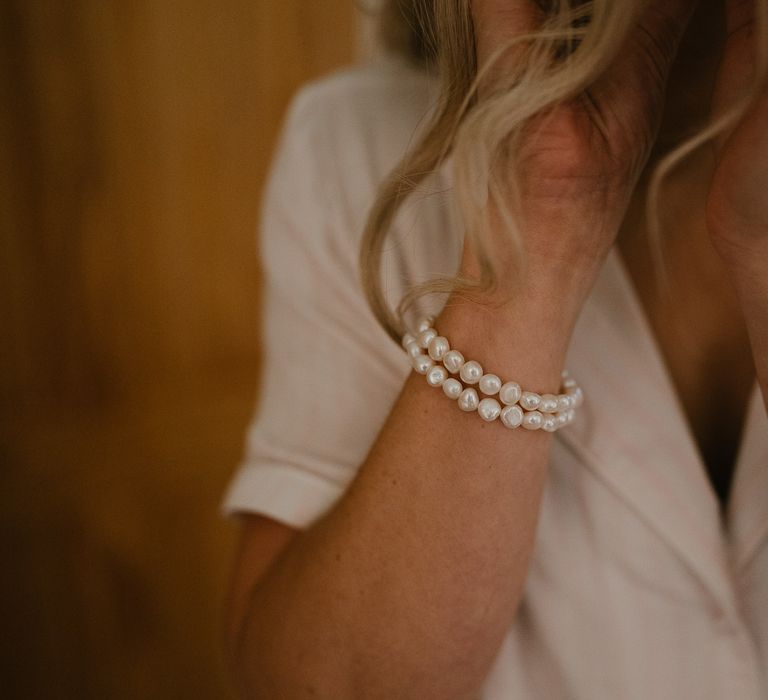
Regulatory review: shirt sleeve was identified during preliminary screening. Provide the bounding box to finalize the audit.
[220,80,414,529]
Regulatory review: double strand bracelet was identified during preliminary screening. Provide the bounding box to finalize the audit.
[402,316,583,432]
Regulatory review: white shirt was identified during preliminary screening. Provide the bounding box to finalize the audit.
[222,51,768,699]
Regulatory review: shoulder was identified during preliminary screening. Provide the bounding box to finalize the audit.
[263,54,458,322]
[289,52,437,131]
[283,53,439,185]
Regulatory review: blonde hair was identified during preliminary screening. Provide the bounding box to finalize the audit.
[360,0,768,345]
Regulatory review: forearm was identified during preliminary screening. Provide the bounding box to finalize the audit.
[231,269,589,699]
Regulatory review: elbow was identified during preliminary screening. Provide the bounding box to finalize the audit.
[223,595,274,700]
[224,609,352,700]
[223,612,256,698]
[225,625,275,700]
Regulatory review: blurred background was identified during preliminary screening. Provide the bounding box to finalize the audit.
[1,2,379,697]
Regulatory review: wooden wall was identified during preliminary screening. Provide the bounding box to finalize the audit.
[0,2,357,697]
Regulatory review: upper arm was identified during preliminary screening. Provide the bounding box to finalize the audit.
[219,71,444,662]
[220,81,415,530]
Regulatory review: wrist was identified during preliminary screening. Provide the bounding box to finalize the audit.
[433,285,581,395]
[452,257,593,327]
[456,226,606,323]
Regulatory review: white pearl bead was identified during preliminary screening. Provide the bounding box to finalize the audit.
[500,404,524,428]
[401,332,416,349]
[418,316,435,333]
[556,410,569,427]
[541,415,558,432]
[566,408,575,422]
[412,354,434,374]
[459,360,483,384]
[457,387,479,412]
[522,410,544,430]
[442,350,465,374]
[520,391,542,411]
[563,377,577,389]
[478,373,501,395]
[556,394,570,411]
[426,365,448,387]
[567,385,583,407]
[499,381,521,406]
[427,336,450,361]
[417,328,437,349]
[406,341,422,359]
[561,369,570,379]
[477,397,501,422]
[540,393,559,413]
[442,377,463,399]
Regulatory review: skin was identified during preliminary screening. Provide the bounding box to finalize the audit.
[224,0,768,697]
[617,0,766,505]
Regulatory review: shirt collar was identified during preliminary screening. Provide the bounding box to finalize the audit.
[558,244,767,617]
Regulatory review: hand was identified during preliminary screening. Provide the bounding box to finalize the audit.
[705,0,768,272]
[468,0,697,279]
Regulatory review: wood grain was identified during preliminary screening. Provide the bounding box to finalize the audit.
[0,1,356,696]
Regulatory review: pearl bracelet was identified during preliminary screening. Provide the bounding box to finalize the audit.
[401,315,583,432]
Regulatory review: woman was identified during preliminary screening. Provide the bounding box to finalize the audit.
[222,1,768,697]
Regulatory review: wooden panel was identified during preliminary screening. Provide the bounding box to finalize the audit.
[0,1,356,697]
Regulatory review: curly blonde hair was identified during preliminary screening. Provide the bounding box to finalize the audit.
[360,0,768,345]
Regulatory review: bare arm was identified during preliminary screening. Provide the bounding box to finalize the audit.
[228,265,590,699]
[227,1,697,696]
